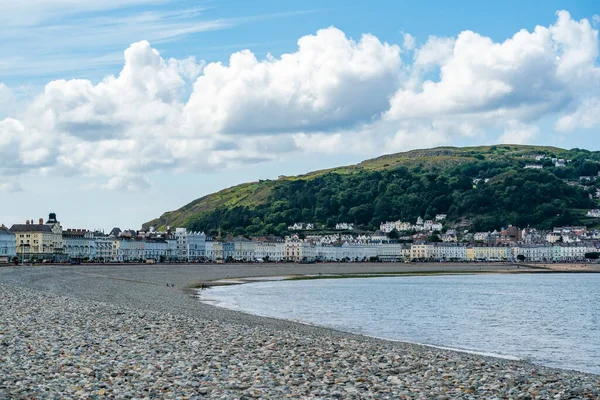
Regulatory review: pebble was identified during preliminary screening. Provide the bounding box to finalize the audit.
[1,278,599,399]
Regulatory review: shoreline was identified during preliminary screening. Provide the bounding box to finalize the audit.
[189,268,600,289]
[1,263,599,398]
[196,271,600,375]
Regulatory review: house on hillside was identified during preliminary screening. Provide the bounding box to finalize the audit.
[335,223,354,230]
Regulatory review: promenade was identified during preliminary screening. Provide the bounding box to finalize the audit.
[1,263,599,398]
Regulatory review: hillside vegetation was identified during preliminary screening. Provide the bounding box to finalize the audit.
[144,145,600,235]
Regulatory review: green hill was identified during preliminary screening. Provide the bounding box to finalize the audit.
[143,145,600,235]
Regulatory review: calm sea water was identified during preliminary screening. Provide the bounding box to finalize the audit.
[201,273,600,374]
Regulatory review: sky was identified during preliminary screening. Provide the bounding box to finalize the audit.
[1,0,599,231]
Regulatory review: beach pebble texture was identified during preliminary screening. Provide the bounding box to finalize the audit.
[1,264,599,399]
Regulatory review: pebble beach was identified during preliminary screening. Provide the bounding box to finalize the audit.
[1,263,599,399]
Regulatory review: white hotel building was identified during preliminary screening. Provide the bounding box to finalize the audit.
[175,228,207,261]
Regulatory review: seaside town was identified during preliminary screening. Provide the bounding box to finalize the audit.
[2,212,600,265]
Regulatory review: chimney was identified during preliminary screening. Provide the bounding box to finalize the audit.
[39,218,43,225]
[26,220,30,225]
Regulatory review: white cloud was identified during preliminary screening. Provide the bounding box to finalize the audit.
[183,27,401,135]
[0,1,165,26]
[594,15,600,26]
[1,11,600,190]
[556,97,600,131]
[413,36,455,69]
[0,2,312,81]
[498,121,540,144]
[102,175,152,192]
[386,11,599,145]
[402,33,415,51]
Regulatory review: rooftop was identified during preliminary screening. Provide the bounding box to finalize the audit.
[9,224,53,233]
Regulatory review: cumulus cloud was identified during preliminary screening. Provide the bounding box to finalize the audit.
[402,33,415,51]
[498,122,540,144]
[183,27,401,135]
[1,11,600,190]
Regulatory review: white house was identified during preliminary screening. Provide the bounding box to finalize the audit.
[335,223,354,230]
[435,214,447,221]
[288,223,314,231]
[586,210,600,218]
[423,220,443,232]
[379,221,396,233]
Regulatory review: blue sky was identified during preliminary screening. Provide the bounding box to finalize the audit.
[0,0,599,231]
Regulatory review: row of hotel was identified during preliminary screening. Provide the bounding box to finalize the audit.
[1,213,599,264]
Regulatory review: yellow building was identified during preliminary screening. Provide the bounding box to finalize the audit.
[10,213,64,261]
[410,243,434,260]
[467,245,512,261]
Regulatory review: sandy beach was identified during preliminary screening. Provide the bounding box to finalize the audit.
[1,263,599,398]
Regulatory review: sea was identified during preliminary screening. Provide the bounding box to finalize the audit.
[200,273,600,374]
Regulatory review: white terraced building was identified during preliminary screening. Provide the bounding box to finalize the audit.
[63,229,95,260]
[376,243,409,261]
[515,245,553,262]
[253,239,285,261]
[111,239,177,262]
[431,243,468,260]
[175,228,207,261]
[93,233,113,261]
[552,244,596,261]
[232,237,256,261]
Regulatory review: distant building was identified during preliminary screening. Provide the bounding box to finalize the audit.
[94,232,112,261]
[586,210,600,218]
[63,229,95,260]
[335,223,354,230]
[524,164,543,169]
[435,214,447,221]
[287,222,314,231]
[175,228,206,261]
[0,224,16,262]
[253,237,285,261]
[109,227,122,237]
[9,213,65,261]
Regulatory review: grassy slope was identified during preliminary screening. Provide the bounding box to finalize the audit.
[143,145,570,230]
